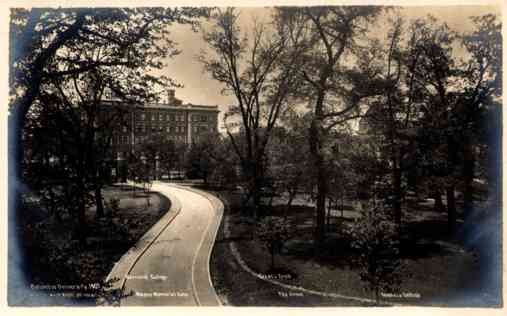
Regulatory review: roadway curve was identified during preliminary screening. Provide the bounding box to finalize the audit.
[104,182,223,306]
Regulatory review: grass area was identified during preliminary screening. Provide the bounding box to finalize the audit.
[208,188,501,307]
[16,184,170,305]
[207,190,373,306]
[210,191,368,306]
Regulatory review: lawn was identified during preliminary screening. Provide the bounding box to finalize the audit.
[14,184,170,306]
[208,188,501,307]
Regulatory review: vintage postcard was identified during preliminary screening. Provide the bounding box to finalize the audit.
[2,0,505,312]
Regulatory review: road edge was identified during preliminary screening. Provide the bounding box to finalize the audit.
[169,184,224,307]
[99,184,183,305]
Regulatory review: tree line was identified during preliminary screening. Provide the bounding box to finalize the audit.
[10,7,211,244]
[10,5,501,274]
[198,7,501,249]
[195,8,500,301]
[9,6,501,302]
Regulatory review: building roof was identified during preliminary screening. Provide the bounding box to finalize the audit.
[143,103,219,112]
[101,100,219,112]
[102,88,219,112]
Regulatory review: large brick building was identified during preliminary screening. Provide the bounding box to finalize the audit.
[104,89,219,180]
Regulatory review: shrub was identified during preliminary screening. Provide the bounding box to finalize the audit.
[255,216,292,269]
[348,201,402,305]
[106,197,120,217]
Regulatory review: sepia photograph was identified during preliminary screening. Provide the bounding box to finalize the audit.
[5,0,503,309]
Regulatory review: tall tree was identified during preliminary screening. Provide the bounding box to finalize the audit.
[359,17,407,229]
[11,7,210,243]
[276,6,384,249]
[266,112,313,218]
[199,8,303,217]
[10,7,208,179]
[458,14,502,224]
[404,16,462,233]
[407,14,501,233]
[362,16,459,232]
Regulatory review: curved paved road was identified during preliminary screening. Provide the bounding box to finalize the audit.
[110,183,222,306]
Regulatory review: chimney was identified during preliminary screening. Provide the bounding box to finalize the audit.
[168,89,175,104]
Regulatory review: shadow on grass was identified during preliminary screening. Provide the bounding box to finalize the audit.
[216,235,254,244]
[111,184,136,191]
[399,220,466,259]
[15,186,171,306]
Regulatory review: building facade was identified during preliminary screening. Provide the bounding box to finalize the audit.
[103,89,219,180]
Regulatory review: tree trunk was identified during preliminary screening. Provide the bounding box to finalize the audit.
[315,160,327,251]
[77,201,87,247]
[341,195,344,218]
[463,141,475,222]
[49,188,63,222]
[393,164,402,226]
[446,186,456,234]
[445,135,458,234]
[252,173,261,219]
[76,180,88,247]
[309,99,327,252]
[10,10,86,185]
[271,245,275,270]
[94,184,104,218]
[285,190,295,220]
[433,189,444,212]
[9,100,35,274]
[10,98,31,186]
[244,160,263,219]
[10,9,87,191]
[326,198,333,232]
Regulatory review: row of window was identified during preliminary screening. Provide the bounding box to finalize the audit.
[138,112,185,122]
[114,135,132,145]
[121,124,210,134]
[136,112,214,123]
[135,125,187,133]
[115,147,186,161]
[134,135,186,144]
[112,134,188,146]
[192,115,211,122]
[192,125,208,133]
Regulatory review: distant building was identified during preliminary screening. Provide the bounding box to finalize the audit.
[101,89,219,181]
[103,89,219,160]
[22,88,219,182]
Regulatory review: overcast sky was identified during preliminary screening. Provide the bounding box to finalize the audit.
[160,6,501,128]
